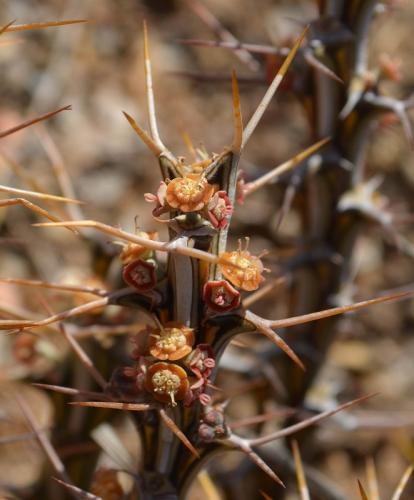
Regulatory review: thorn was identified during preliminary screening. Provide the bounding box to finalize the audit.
[249,393,377,447]
[357,479,369,500]
[0,184,83,204]
[69,401,152,411]
[231,70,243,154]
[242,26,309,149]
[245,310,305,371]
[0,105,71,139]
[268,290,414,329]
[291,440,310,500]
[391,464,413,500]
[4,20,88,33]
[52,477,100,500]
[159,408,200,458]
[244,137,330,195]
[123,111,163,156]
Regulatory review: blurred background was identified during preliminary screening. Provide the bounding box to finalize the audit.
[1,0,414,498]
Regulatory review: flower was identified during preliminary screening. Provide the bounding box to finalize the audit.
[145,362,189,405]
[203,280,240,313]
[165,174,214,212]
[207,191,233,229]
[122,258,157,292]
[120,231,158,264]
[186,344,215,380]
[148,322,194,361]
[144,182,168,217]
[219,246,266,291]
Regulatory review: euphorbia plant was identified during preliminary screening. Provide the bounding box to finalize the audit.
[1,9,413,500]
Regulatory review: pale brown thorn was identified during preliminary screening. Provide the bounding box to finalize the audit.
[69,401,152,411]
[245,310,305,371]
[291,440,310,500]
[159,408,200,458]
[229,409,295,430]
[391,464,413,500]
[0,20,16,36]
[365,457,380,500]
[143,21,168,153]
[260,491,273,500]
[0,198,78,234]
[33,383,105,399]
[71,323,146,339]
[37,294,107,389]
[34,219,222,265]
[0,184,83,204]
[267,290,413,329]
[0,105,71,139]
[177,37,288,56]
[231,70,243,154]
[0,296,109,330]
[242,27,309,149]
[303,48,343,84]
[0,151,45,193]
[197,470,222,500]
[244,137,330,195]
[52,477,100,500]
[16,394,72,484]
[249,393,377,447]
[228,434,284,487]
[357,480,369,500]
[184,0,260,72]
[123,111,163,156]
[4,20,88,33]
[0,277,107,296]
[36,127,84,220]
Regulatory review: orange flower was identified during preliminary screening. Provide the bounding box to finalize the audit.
[120,231,158,264]
[219,244,266,291]
[166,174,214,212]
[148,322,194,361]
[145,362,189,405]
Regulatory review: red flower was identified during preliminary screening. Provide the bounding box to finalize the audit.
[122,258,157,292]
[203,280,240,313]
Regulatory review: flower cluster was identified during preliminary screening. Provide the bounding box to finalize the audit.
[145,174,233,229]
[119,323,215,407]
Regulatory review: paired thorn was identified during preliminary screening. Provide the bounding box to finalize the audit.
[245,310,305,371]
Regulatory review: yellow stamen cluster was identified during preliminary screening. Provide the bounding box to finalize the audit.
[219,249,265,291]
[148,323,194,361]
[166,174,214,212]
